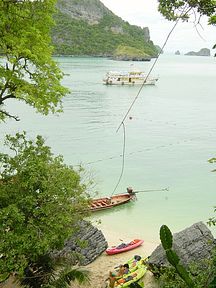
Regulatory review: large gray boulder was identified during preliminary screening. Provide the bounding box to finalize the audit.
[148,222,215,268]
[55,220,108,265]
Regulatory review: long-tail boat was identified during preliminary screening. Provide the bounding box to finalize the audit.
[90,187,136,212]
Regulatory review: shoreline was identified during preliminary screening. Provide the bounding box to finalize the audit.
[70,224,160,288]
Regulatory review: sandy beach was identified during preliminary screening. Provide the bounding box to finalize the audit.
[1,224,159,288]
[70,224,160,288]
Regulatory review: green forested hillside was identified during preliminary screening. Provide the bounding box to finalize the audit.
[51,0,158,58]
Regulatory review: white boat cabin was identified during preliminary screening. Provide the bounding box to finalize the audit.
[103,71,158,85]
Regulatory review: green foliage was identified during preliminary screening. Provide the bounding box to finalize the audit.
[21,255,90,288]
[0,0,68,122]
[158,266,188,288]
[0,132,90,281]
[158,0,216,53]
[209,15,216,25]
[207,158,216,225]
[208,157,216,172]
[158,0,216,54]
[165,250,180,267]
[207,207,216,226]
[0,1,92,287]
[114,45,149,58]
[159,225,216,287]
[48,267,89,288]
[158,248,216,288]
[160,225,195,288]
[52,11,158,57]
[158,0,216,23]
[21,254,55,288]
[160,225,173,250]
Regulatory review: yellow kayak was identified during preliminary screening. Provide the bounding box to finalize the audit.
[108,256,147,288]
[114,263,146,288]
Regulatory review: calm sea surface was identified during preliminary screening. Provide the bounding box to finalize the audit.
[1,55,216,243]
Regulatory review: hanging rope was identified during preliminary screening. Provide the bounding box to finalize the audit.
[116,15,183,133]
[112,7,187,194]
[110,122,126,196]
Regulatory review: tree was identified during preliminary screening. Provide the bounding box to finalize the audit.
[158,0,216,23]
[158,0,216,55]
[0,1,92,287]
[208,157,216,226]
[0,0,68,122]
[0,132,90,285]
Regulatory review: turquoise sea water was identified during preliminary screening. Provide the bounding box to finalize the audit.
[1,55,216,243]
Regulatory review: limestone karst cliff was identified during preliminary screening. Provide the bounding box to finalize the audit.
[51,0,158,59]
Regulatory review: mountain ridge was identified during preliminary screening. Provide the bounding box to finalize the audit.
[52,0,158,59]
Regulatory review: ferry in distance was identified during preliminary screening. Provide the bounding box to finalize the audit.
[103,70,158,86]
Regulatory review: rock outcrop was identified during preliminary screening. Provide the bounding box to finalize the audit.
[155,45,163,54]
[52,0,158,57]
[56,0,111,24]
[112,55,151,61]
[148,222,215,268]
[185,48,210,56]
[55,220,108,265]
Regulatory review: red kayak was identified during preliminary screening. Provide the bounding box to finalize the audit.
[106,239,144,255]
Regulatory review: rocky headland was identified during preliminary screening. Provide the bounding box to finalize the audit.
[52,0,159,59]
[185,48,211,56]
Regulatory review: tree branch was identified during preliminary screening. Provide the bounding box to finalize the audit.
[0,90,17,105]
[0,110,20,121]
[1,94,16,103]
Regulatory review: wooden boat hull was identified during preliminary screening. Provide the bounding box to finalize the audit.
[106,239,144,255]
[90,193,133,212]
[103,78,158,85]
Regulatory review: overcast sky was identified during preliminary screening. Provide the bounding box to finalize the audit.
[100,0,216,54]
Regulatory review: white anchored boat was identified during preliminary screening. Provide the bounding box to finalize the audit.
[103,70,158,86]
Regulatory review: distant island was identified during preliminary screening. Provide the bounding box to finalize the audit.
[175,50,180,55]
[51,0,159,60]
[185,48,210,56]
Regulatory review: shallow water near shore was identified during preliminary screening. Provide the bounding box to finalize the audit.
[1,54,216,243]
